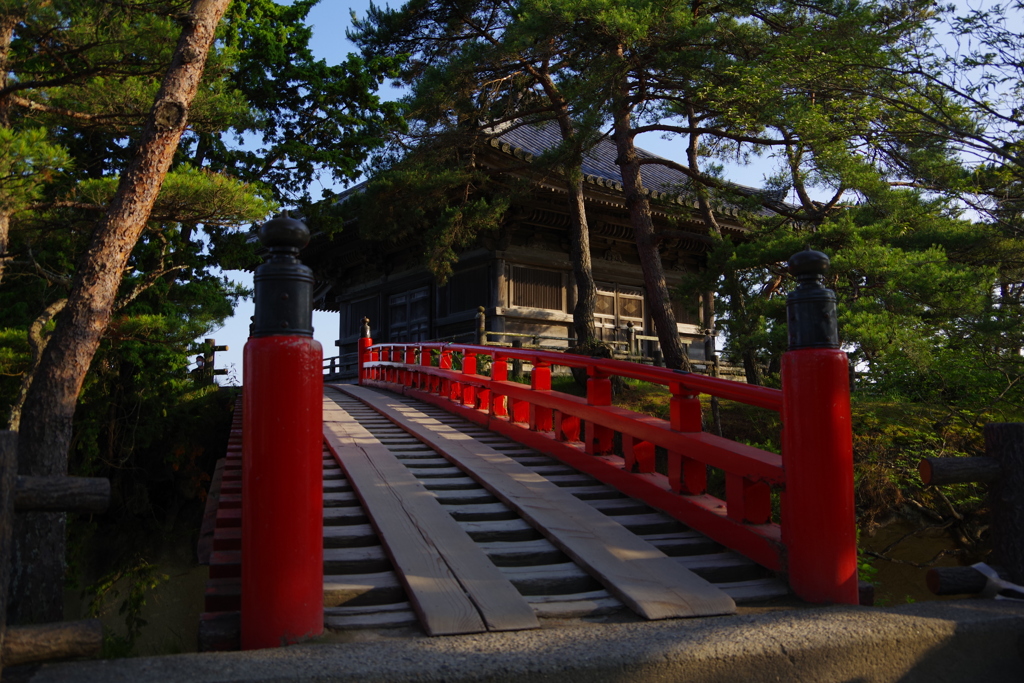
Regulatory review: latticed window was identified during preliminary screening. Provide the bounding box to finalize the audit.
[511,266,563,311]
[439,267,489,317]
[595,283,644,326]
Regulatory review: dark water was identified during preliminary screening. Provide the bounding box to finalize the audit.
[860,520,965,606]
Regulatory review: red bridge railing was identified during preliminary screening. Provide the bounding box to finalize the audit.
[357,252,858,605]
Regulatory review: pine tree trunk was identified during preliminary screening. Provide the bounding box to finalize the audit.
[9,0,231,625]
[0,12,19,286]
[566,175,598,344]
[611,89,688,371]
[536,73,597,346]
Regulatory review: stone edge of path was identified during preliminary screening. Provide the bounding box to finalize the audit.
[16,599,1024,683]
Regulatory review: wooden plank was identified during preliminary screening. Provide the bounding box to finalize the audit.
[323,395,539,635]
[338,385,736,620]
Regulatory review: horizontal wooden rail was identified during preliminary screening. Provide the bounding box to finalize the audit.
[361,342,789,577]
[372,343,783,411]
[357,250,860,606]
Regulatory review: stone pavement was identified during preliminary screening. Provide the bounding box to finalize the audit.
[14,599,1024,683]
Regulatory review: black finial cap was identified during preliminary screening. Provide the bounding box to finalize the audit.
[251,214,314,338]
[786,250,839,350]
[259,215,310,251]
[788,250,830,278]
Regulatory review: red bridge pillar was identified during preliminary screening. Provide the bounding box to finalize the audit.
[242,215,323,649]
[357,317,372,384]
[780,250,858,605]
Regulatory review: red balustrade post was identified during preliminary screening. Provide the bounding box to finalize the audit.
[405,346,417,389]
[529,362,552,432]
[585,367,614,454]
[242,216,323,649]
[420,345,433,392]
[780,251,858,605]
[439,348,453,400]
[490,355,508,418]
[357,317,372,385]
[462,351,477,407]
[667,382,706,494]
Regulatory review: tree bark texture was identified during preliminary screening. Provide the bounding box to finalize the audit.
[611,90,688,371]
[14,476,110,513]
[535,73,597,346]
[0,13,20,287]
[985,423,1024,584]
[1,432,17,676]
[2,619,103,666]
[9,0,231,625]
[565,166,597,344]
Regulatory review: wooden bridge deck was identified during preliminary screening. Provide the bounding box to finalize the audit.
[200,385,789,647]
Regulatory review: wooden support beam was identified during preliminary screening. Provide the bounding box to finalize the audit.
[986,423,1024,585]
[926,566,990,596]
[918,457,1000,486]
[14,476,110,513]
[1,431,17,678]
[2,620,103,667]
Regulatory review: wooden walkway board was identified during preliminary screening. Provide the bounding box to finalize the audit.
[322,395,539,636]
[337,385,736,620]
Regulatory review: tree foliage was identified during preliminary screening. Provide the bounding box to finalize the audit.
[0,0,401,625]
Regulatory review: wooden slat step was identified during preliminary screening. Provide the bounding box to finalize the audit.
[440,502,520,521]
[606,513,686,535]
[458,518,544,543]
[403,466,466,478]
[338,385,736,620]
[324,491,360,507]
[718,578,791,602]
[674,552,769,583]
[637,531,722,557]
[566,485,626,500]
[432,489,500,505]
[323,506,370,526]
[477,538,569,567]
[323,524,381,548]
[323,546,391,574]
[526,591,623,618]
[324,572,406,607]
[500,562,602,595]
[420,476,487,491]
[324,602,419,630]
[323,395,539,636]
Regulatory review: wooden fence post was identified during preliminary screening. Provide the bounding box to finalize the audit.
[1,431,108,674]
[1,432,16,677]
[986,423,1024,584]
[476,307,486,345]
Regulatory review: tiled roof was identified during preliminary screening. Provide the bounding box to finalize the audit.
[494,121,690,196]
[492,120,783,215]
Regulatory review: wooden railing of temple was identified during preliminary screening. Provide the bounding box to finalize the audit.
[357,251,860,606]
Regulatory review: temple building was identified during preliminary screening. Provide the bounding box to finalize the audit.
[300,122,757,374]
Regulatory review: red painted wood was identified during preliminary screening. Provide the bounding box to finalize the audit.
[361,338,854,603]
[556,411,581,443]
[586,370,614,455]
[780,349,858,605]
[364,379,783,571]
[530,364,553,432]
[242,335,324,649]
[623,436,654,473]
[358,337,370,385]
[461,353,476,407]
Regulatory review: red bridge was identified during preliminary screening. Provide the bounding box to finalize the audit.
[199,217,858,651]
